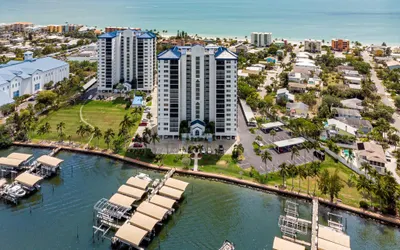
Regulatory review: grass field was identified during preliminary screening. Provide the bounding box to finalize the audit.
[32,100,141,148]
[267,156,363,207]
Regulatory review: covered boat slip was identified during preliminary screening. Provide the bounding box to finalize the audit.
[36,155,64,168]
[164,178,189,191]
[129,212,159,232]
[7,153,33,162]
[149,194,176,210]
[136,201,168,221]
[317,238,351,250]
[158,186,184,200]
[117,185,146,199]
[0,157,25,169]
[273,237,305,250]
[15,172,43,188]
[318,225,351,249]
[109,193,136,209]
[115,223,148,249]
[126,177,150,190]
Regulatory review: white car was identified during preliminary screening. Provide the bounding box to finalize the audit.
[255,140,264,147]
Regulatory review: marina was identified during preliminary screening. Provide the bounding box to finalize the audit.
[0,148,64,204]
[93,168,190,249]
[0,147,400,249]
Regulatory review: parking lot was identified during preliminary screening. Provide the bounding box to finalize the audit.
[237,108,315,174]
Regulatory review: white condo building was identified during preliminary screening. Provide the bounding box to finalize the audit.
[0,51,69,101]
[97,29,156,93]
[304,39,322,53]
[157,45,238,139]
[251,32,272,47]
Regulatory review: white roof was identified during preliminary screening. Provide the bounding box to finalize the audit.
[274,137,306,148]
[277,88,289,95]
[344,76,362,82]
[273,237,305,250]
[318,225,351,248]
[246,66,263,71]
[348,84,361,90]
[327,119,357,136]
[261,122,284,130]
[239,99,255,123]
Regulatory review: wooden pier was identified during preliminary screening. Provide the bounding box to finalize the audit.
[311,198,318,250]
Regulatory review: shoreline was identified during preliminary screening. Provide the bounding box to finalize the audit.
[11,141,400,228]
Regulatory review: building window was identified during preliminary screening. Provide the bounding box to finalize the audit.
[195,102,200,119]
[34,83,40,91]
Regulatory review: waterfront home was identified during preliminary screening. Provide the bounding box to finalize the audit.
[326,118,357,137]
[332,107,361,119]
[336,117,372,135]
[288,82,307,93]
[386,60,400,71]
[340,98,363,110]
[357,142,386,174]
[286,102,309,118]
[276,88,294,102]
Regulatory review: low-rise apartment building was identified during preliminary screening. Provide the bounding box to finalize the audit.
[304,39,322,53]
[331,39,350,51]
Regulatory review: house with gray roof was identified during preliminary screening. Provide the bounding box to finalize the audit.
[336,117,372,135]
[0,51,69,99]
[286,102,309,118]
[340,98,363,110]
[332,107,361,119]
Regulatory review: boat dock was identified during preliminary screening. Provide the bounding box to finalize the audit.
[92,168,190,249]
[274,199,351,250]
[0,148,64,204]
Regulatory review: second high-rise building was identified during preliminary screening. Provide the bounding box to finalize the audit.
[157,45,238,140]
[97,29,156,93]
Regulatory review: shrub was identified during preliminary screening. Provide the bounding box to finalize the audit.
[359,200,368,209]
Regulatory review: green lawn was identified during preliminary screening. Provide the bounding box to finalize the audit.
[32,100,141,148]
[267,156,363,207]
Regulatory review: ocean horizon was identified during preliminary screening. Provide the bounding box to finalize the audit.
[1,0,400,45]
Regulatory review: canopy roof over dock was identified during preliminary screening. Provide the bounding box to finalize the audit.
[159,186,184,200]
[136,201,168,221]
[164,178,189,191]
[7,153,33,162]
[150,194,176,209]
[317,238,351,250]
[115,223,148,249]
[261,122,284,130]
[126,177,150,190]
[129,212,159,232]
[0,157,24,168]
[273,237,305,250]
[36,155,64,168]
[274,137,306,148]
[15,172,43,187]
[109,193,136,209]
[117,185,146,199]
[318,225,351,248]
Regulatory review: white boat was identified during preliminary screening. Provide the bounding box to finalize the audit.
[6,184,26,197]
[152,179,160,188]
[135,173,152,182]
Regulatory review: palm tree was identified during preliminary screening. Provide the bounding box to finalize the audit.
[76,124,86,139]
[146,112,153,121]
[56,121,65,135]
[278,162,289,187]
[120,114,134,131]
[360,162,373,177]
[37,122,51,136]
[260,150,272,172]
[310,161,321,195]
[131,107,142,120]
[356,175,373,207]
[104,128,115,149]
[93,127,102,147]
[269,130,276,142]
[297,165,307,192]
[143,127,152,139]
[288,163,297,190]
[84,124,93,137]
[290,146,300,164]
[255,135,263,142]
[150,132,160,147]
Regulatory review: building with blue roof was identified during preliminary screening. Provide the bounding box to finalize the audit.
[0,52,69,98]
[97,29,156,93]
[157,45,238,140]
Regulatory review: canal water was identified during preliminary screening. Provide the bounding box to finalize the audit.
[0,147,399,250]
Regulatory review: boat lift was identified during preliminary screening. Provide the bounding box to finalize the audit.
[278,201,310,239]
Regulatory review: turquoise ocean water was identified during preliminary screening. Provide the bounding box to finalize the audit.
[0,0,400,44]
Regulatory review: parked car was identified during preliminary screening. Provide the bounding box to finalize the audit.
[201,148,206,154]
[255,140,264,147]
[207,147,212,154]
[133,143,143,148]
[219,145,224,153]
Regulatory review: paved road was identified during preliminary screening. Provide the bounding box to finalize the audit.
[362,51,400,182]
